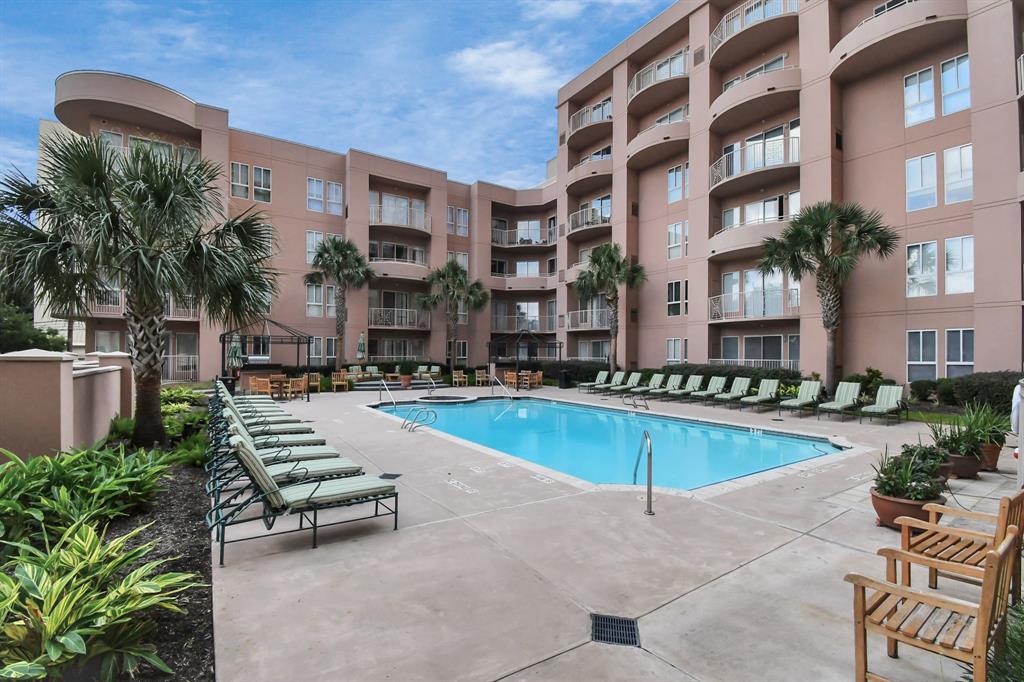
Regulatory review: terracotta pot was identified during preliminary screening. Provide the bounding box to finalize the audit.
[949,453,982,479]
[979,443,1002,472]
[399,375,413,389]
[937,461,953,482]
[870,488,946,530]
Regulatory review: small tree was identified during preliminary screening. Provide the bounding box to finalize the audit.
[417,261,489,371]
[573,243,646,373]
[759,201,898,392]
[303,236,373,369]
[0,303,67,353]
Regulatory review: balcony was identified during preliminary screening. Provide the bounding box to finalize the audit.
[567,308,611,331]
[708,213,792,260]
[565,259,590,282]
[567,207,612,240]
[491,228,555,249]
[709,357,798,371]
[565,157,613,196]
[162,354,199,383]
[368,308,431,330]
[709,67,801,134]
[369,204,431,233]
[88,289,198,320]
[567,102,613,150]
[830,0,966,83]
[708,288,800,322]
[369,256,430,281]
[709,0,799,70]
[709,135,799,197]
[491,315,556,334]
[625,117,690,170]
[490,273,555,291]
[626,49,689,117]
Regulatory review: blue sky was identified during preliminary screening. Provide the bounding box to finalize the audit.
[0,0,673,187]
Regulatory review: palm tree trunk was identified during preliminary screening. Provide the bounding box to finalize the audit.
[607,298,619,374]
[66,318,74,353]
[336,286,347,368]
[816,274,842,394]
[448,316,457,373]
[124,296,166,446]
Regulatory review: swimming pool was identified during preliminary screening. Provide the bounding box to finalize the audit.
[378,398,841,490]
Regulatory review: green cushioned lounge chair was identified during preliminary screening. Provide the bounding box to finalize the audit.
[817,381,862,421]
[224,398,300,423]
[690,376,727,403]
[714,377,751,406]
[222,409,313,436]
[668,375,703,400]
[739,379,779,411]
[593,371,625,392]
[415,365,429,379]
[228,423,327,449]
[578,370,608,393]
[650,374,682,398]
[609,372,642,393]
[630,373,663,394]
[778,380,821,417]
[365,365,383,379]
[860,384,908,424]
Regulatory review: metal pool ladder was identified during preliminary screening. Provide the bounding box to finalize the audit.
[490,374,513,399]
[622,393,649,410]
[426,375,439,395]
[631,430,655,516]
[378,379,397,406]
[401,407,437,432]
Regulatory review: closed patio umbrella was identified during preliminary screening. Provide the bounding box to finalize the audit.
[356,332,366,361]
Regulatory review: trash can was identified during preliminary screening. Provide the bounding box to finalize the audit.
[219,376,237,395]
[558,370,571,389]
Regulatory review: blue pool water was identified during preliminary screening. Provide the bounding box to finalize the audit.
[379,398,840,490]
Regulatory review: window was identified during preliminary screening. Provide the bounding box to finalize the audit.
[447,206,456,234]
[946,328,974,377]
[448,251,469,269]
[547,256,557,275]
[944,144,972,204]
[326,337,337,363]
[447,340,469,365]
[516,261,540,277]
[178,147,199,164]
[906,154,937,211]
[307,178,324,212]
[326,286,336,318]
[666,338,681,365]
[251,336,271,357]
[95,330,120,352]
[721,207,740,231]
[230,162,249,199]
[941,54,970,115]
[311,337,323,363]
[667,165,683,203]
[683,161,690,198]
[721,336,739,360]
[667,281,681,316]
[683,279,689,315]
[306,231,323,264]
[944,236,974,294]
[305,283,323,317]
[906,241,937,297]
[547,215,557,242]
[447,207,469,236]
[684,338,689,363]
[326,182,343,215]
[904,67,934,126]
[130,137,172,159]
[907,330,937,381]
[99,130,123,150]
[456,300,468,325]
[667,222,683,259]
[654,106,687,126]
[491,259,507,276]
[684,221,689,256]
[253,166,271,202]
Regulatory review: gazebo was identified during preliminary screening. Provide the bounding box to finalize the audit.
[486,329,563,375]
[219,319,314,401]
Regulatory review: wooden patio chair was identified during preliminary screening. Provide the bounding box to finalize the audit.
[517,371,531,390]
[474,368,488,386]
[844,527,1019,682]
[251,377,273,398]
[286,376,306,399]
[503,370,517,387]
[331,371,349,392]
[530,371,543,388]
[451,370,467,387]
[307,372,321,393]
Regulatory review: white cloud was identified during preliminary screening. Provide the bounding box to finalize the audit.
[520,0,661,23]
[447,40,566,98]
[0,135,40,178]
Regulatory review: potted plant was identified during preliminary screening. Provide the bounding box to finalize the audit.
[901,443,952,483]
[870,449,946,529]
[962,401,1011,472]
[929,422,982,479]
[397,360,417,389]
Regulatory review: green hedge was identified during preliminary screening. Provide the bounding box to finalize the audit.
[658,363,802,387]
[949,371,1019,409]
[495,360,607,384]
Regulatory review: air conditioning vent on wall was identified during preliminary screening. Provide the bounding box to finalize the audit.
[693,47,705,65]
[559,133,566,146]
[631,202,639,216]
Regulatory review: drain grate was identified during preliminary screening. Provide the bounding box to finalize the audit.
[379,473,402,480]
[591,614,640,647]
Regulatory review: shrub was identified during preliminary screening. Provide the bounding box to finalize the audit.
[159,401,192,417]
[318,374,332,392]
[165,432,209,467]
[498,361,607,384]
[659,363,802,388]
[909,379,937,402]
[974,601,1024,682]
[872,450,942,500]
[163,410,207,442]
[951,371,1019,410]
[158,386,203,406]
[842,366,894,401]
[107,417,135,443]
[936,378,957,405]
[928,421,981,459]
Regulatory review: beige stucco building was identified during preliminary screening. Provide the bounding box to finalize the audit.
[37,0,1024,384]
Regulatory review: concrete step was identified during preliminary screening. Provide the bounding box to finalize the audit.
[352,380,450,391]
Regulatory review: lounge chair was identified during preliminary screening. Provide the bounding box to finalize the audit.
[739,379,779,411]
[778,380,821,417]
[689,376,726,403]
[592,371,625,393]
[228,423,326,449]
[859,384,908,424]
[414,365,429,379]
[649,373,682,398]
[817,381,862,421]
[713,377,751,406]
[230,435,362,484]
[420,365,441,381]
[578,370,609,393]
[668,375,703,400]
[365,366,383,380]
[630,373,664,395]
[609,372,642,393]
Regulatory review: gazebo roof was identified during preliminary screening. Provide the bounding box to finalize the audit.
[219,318,313,344]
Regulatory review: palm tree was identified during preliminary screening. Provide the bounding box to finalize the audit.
[416,260,489,371]
[759,201,898,392]
[0,133,277,446]
[303,236,373,369]
[574,243,646,373]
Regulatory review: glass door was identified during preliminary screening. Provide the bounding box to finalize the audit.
[722,272,740,313]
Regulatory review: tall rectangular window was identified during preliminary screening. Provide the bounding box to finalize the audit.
[907,330,937,381]
[683,338,689,363]
[941,54,970,115]
[667,164,683,203]
[311,337,323,363]
[99,130,123,150]
[946,328,974,377]
[667,222,682,259]
[447,206,456,234]
[666,338,681,364]
[447,340,468,364]
[683,279,689,315]
[326,182,343,215]
[683,161,690,198]
[667,281,681,316]
[904,67,934,126]
[906,154,937,211]
[305,283,323,317]
[447,251,468,269]
[306,231,323,264]
[95,330,120,353]
[326,286,336,318]
[684,220,689,256]
[230,162,249,199]
[943,144,972,204]
[253,166,272,203]
[906,241,937,297]
[307,177,324,212]
[326,337,337,363]
[457,208,469,236]
[944,235,974,294]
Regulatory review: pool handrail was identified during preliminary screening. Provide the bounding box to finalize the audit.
[378,379,397,407]
[491,373,513,399]
[632,430,655,516]
[426,375,438,395]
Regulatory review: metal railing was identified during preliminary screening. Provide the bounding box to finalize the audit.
[568,207,612,233]
[631,430,655,516]
[491,315,556,333]
[567,308,611,330]
[368,307,431,329]
[369,204,431,232]
[709,358,800,370]
[721,64,797,93]
[370,256,428,267]
[707,288,800,321]
[856,0,917,29]
[710,0,799,55]
[378,379,397,407]
[491,228,551,247]
[566,355,608,362]
[401,406,436,431]
[490,373,513,399]
[637,104,690,135]
[572,153,612,170]
[162,354,198,383]
[628,49,689,101]
[368,354,426,362]
[1017,54,1024,95]
[710,136,800,188]
[164,295,198,320]
[93,289,122,315]
[568,102,612,136]
[712,212,794,237]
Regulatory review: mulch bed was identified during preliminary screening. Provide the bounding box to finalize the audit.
[107,464,214,681]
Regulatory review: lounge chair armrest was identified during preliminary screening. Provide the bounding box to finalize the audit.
[893,516,993,541]
[876,547,985,578]
[843,572,980,615]
[921,504,998,524]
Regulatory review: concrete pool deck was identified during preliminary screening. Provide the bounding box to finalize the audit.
[212,386,1020,681]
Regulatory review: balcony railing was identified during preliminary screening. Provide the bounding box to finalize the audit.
[566,355,608,362]
[492,315,555,333]
[368,307,431,329]
[856,0,916,29]
[709,357,799,370]
[637,103,690,135]
[162,354,198,383]
[369,256,428,267]
[94,289,123,315]
[1017,54,1024,95]
[368,354,427,363]
[568,102,612,136]
[722,64,797,93]
[491,228,552,247]
[567,308,611,330]
[710,0,799,55]
[710,136,799,188]
[708,288,800,321]
[627,49,689,101]
[369,204,431,232]
[713,212,794,237]
[568,207,612,233]
[164,295,198,320]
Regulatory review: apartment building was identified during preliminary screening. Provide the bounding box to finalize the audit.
[38,0,1024,384]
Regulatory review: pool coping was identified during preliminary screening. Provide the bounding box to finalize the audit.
[362,395,873,500]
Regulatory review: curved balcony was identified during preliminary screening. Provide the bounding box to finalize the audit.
[490,273,556,292]
[830,0,967,83]
[567,308,610,331]
[709,0,799,71]
[709,136,799,198]
[368,308,430,330]
[567,103,613,150]
[565,259,589,282]
[565,157,613,196]
[369,257,430,281]
[567,207,613,241]
[709,67,801,135]
[708,215,791,261]
[625,119,690,170]
[708,289,800,323]
[369,205,431,233]
[491,227,555,249]
[626,50,689,118]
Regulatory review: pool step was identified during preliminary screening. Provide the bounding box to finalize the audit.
[352,380,450,391]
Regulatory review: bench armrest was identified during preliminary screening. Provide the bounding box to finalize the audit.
[844,572,979,615]
[877,547,985,578]
[894,516,994,542]
[921,503,998,525]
